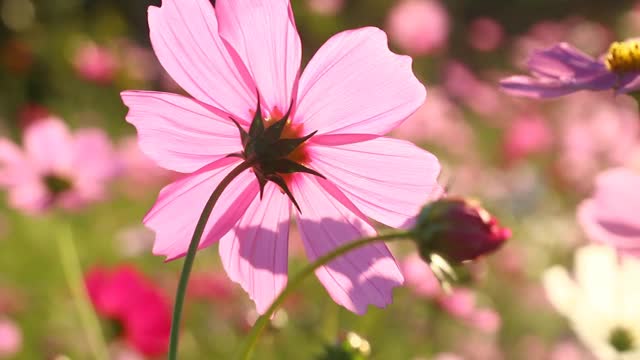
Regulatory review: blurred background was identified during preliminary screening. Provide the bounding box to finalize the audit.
[0,0,639,359]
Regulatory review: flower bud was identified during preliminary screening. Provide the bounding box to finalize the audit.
[413,198,510,264]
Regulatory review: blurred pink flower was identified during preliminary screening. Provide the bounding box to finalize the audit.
[0,318,21,358]
[73,42,118,85]
[555,93,639,190]
[122,0,440,315]
[117,136,172,190]
[443,61,505,118]
[468,18,504,52]
[549,341,593,360]
[386,0,449,55]
[85,266,171,357]
[0,117,119,214]
[400,253,440,298]
[578,167,640,257]
[307,0,344,16]
[466,308,501,334]
[400,253,501,333]
[392,88,475,157]
[502,114,553,164]
[187,272,235,303]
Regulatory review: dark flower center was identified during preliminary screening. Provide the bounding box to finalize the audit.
[43,174,72,196]
[609,326,635,353]
[228,97,325,212]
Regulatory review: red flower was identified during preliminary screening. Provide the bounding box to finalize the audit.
[85,266,171,356]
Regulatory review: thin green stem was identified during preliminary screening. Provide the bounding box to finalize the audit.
[168,161,253,360]
[57,224,110,360]
[234,231,413,360]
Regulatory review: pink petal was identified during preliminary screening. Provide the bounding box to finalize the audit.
[148,0,256,120]
[218,183,291,314]
[295,27,426,137]
[121,91,242,173]
[72,129,120,181]
[23,117,73,173]
[307,137,440,228]
[0,139,29,187]
[216,0,301,117]
[145,157,259,260]
[577,168,640,253]
[8,181,49,214]
[290,174,404,314]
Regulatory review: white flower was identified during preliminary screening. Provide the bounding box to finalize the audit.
[543,245,640,360]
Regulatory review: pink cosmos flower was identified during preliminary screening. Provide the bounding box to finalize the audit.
[73,42,118,85]
[386,0,450,56]
[578,167,640,257]
[121,0,439,314]
[502,114,553,164]
[554,92,638,190]
[501,41,640,98]
[85,266,171,357]
[0,117,119,214]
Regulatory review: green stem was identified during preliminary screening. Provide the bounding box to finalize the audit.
[168,161,253,360]
[234,231,413,360]
[57,224,110,360]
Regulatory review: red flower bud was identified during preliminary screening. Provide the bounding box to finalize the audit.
[413,198,511,263]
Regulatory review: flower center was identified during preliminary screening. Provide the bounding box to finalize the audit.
[43,174,72,196]
[229,98,325,211]
[605,40,640,73]
[609,326,635,353]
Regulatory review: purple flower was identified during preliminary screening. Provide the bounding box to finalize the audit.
[501,40,640,98]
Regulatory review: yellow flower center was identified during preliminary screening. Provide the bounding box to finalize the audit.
[605,40,640,73]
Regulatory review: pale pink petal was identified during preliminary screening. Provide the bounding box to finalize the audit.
[72,129,120,181]
[23,117,73,173]
[121,91,242,173]
[216,0,301,116]
[148,0,256,119]
[295,27,426,137]
[0,140,30,187]
[145,157,259,260]
[291,174,404,314]
[578,200,640,250]
[401,253,440,298]
[8,181,49,214]
[577,168,640,253]
[306,137,440,228]
[219,183,291,314]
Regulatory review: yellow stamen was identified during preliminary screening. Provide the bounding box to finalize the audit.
[605,40,640,73]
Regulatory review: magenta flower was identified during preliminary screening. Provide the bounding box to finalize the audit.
[501,40,640,98]
[121,0,440,314]
[73,41,119,85]
[578,167,640,257]
[0,117,119,214]
[85,266,171,356]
